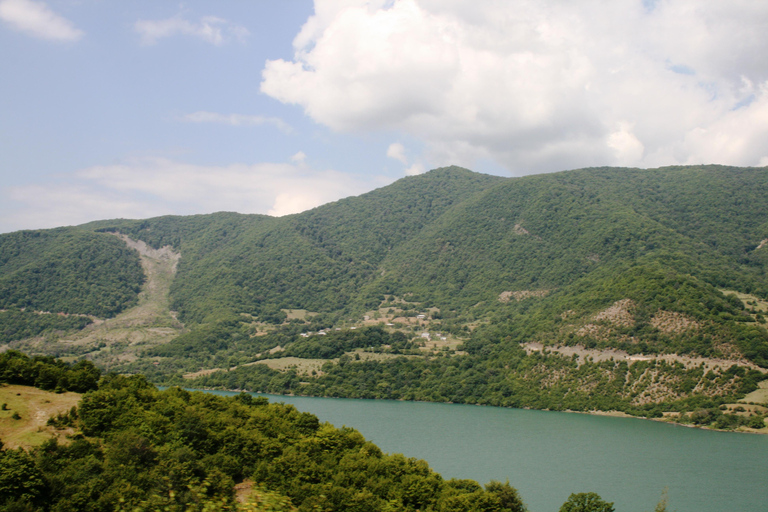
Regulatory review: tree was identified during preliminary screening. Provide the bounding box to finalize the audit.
[485,480,527,512]
[748,415,766,429]
[0,448,47,506]
[559,492,615,512]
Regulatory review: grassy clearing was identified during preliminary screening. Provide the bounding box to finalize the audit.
[0,384,80,449]
[419,336,464,353]
[251,357,328,375]
[281,309,317,320]
[721,403,768,415]
[183,368,224,380]
[720,289,768,315]
[740,380,768,404]
[350,349,416,361]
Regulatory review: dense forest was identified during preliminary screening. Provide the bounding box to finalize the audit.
[0,309,92,344]
[0,229,144,318]
[1,165,768,424]
[86,165,768,325]
[83,165,768,364]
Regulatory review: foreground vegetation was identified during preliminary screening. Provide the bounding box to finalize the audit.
[0,351,652,512]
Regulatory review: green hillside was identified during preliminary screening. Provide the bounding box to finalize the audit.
[0,229,144,323]
[87,165,768,329]
[89,166,503,323]
[370,166,767,306]
[2,164,768,425]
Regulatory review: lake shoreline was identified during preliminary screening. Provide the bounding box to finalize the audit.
[187,384,768,512]
[565,408,768,435]
[176,385,768,435]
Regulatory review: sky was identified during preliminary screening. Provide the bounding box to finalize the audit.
[1,0,767,233]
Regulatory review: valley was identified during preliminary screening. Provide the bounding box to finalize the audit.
[1,164,768,433]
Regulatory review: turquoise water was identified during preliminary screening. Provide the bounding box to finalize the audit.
[202,391,768,512]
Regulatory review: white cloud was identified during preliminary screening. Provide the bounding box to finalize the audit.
[135,15,248,46]
[405,163,425,176]
[0,0,83,41]
[2,184,166,232]
[291,151,307,165]
[181,111,292,133]
[0,158,373,232]
[386,142,408,164]
[607,122,645,166]
[261,0,768,174]
[387,141,427,176]
[679,81,768,166]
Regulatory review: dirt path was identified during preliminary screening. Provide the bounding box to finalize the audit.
[522,342,767,373]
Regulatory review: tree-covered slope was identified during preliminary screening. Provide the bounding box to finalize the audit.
[333,166,767,365]
[91,166,503,323]
[5,166,768,362]
[371,165,768,306]
[0,229,144,318]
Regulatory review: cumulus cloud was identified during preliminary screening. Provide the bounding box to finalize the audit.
[291,151,307,165]
[0,0,83,41]
[386,142,408,164]
[607,122,645,166]
[261,0,768,174]
[387,141,428,175]
[405,163,425,176]
[135,15,248,46]
[0,158,373,232]
[181,111,292,133]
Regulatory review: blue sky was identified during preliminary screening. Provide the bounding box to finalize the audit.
[2,0,767,233]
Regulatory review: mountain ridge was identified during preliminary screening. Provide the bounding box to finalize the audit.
[2,164,768,428]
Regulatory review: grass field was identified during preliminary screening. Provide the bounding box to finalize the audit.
[740,380,768,404]
[281,309,317,320]
[720,289,768,316]
[0,384,80,449]
[251,357,328,375]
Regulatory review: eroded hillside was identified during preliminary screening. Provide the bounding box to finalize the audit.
[2,235,183,367]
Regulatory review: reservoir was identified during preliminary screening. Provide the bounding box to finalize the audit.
[204,390,768,512]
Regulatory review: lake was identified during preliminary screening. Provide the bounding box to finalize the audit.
[203,390,768,512]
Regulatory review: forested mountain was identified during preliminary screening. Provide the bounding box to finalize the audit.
[87,166,503,323]
[88,165,768,324]
[2,164,768,426]
[0,229,144,317]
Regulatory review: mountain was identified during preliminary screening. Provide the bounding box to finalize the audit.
[2,165,768,427]
[87,166,504,323]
